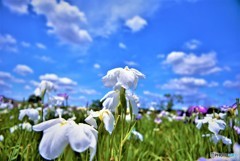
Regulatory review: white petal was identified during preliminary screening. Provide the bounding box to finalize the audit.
[101,91,120,111]
[132,130,143,141]
[39,123,69,160]
[130,68,145,78]
[19,110,26,120]
[117,69,135,89]
[220,135,232,145]
[102,68,121,87]
[102,111,115,134]
[196,121,203,129]
[219,113,226,119]
[233,143,240,160]
[34,88,41,96]
[85,115,98,129]
[208,119,226,134]
[28,109,39,121]
[67,124,91,153]
[68,123,98,161]
[126,94,139,115]
[211,134,220,144]
[33,118,64,131]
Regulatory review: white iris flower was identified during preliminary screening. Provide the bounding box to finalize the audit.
[195,115,226,134]
[19,108,40,123]
[102,66,145,90]
[33,118,98,161]
[85,109,115,134]
[101,90,139,115]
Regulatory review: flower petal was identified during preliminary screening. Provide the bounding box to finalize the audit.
[33,118,64,131]
[220,135,232,145]
[68,124,98,161]
[101,91,120,111]
[39,123,69,160]
[117,69,135,89]
[102,68,121,87]
[85,115,98,129]
[208,119,226,134]
[102,110,115,134]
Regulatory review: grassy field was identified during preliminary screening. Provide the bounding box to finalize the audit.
[0,102,239,161]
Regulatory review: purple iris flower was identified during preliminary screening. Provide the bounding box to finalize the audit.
[136,113,142,120]
[57,93,69,100]
[154,117,162,124]
[0,95,3,103]
[220,103,237,112]
[234,126,240,135]
[187,105,208,115]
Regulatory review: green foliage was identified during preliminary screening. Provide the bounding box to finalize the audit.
[0,104,239,161]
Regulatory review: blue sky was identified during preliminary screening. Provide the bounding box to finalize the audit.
[0,0,240,108]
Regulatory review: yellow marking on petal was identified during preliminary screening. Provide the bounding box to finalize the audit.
[60,121,67,126]
[99,110,109,121]
[124,66,129,71]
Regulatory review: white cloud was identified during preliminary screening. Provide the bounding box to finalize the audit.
[2,0,30,14]
[58,77,77,86]
[21,41,30,47]
[0,34,18,52]
[39,73,77,87]
[76,0,159,37]
[124,61,138,66]
[119,42,127,49]
[35,55,55,63]
[30,80,39,87]
[0,71,25,83]
[24,85,32,90]
[31,0,92,45]
[79,89,99,95]
[184,39,201,50]
[223,75,240,88]
[0,80,12,89]
[143,90,162,98]
[125,16,147,32]
[13,64,33,76]
[93,63,101,69]
[39,73,59,82]
[36,43,46,49]
[161,77,218,91]
[164,51,222,75]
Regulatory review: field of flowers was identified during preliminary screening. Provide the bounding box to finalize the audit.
[0,67,239,161]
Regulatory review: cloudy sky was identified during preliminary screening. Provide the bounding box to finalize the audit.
[0,0,239,108]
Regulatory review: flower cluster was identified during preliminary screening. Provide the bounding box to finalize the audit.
[101,66,145,115]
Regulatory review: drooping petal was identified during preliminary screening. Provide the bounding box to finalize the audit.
[67,124,91,153]
[85,115,98,129]
[39,123,69,160]
[132,130,143,141]
[28,109,39,121]
[195,120,204,129]
[68,123,98,161]
[211,134,220,144]
[130,68,145,79]
[208,119,226,134]
[19,110,27,120]
[102,110,115,134]
[33,118,64,131]
[85,124,98,161]
[220,135,232,145]
[101,90,120,111]
[233,143,240,161]
[102,68,121,87]
[117,69,135,89]
[126,93,139,115]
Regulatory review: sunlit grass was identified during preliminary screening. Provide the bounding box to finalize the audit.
[0,104,238,161]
